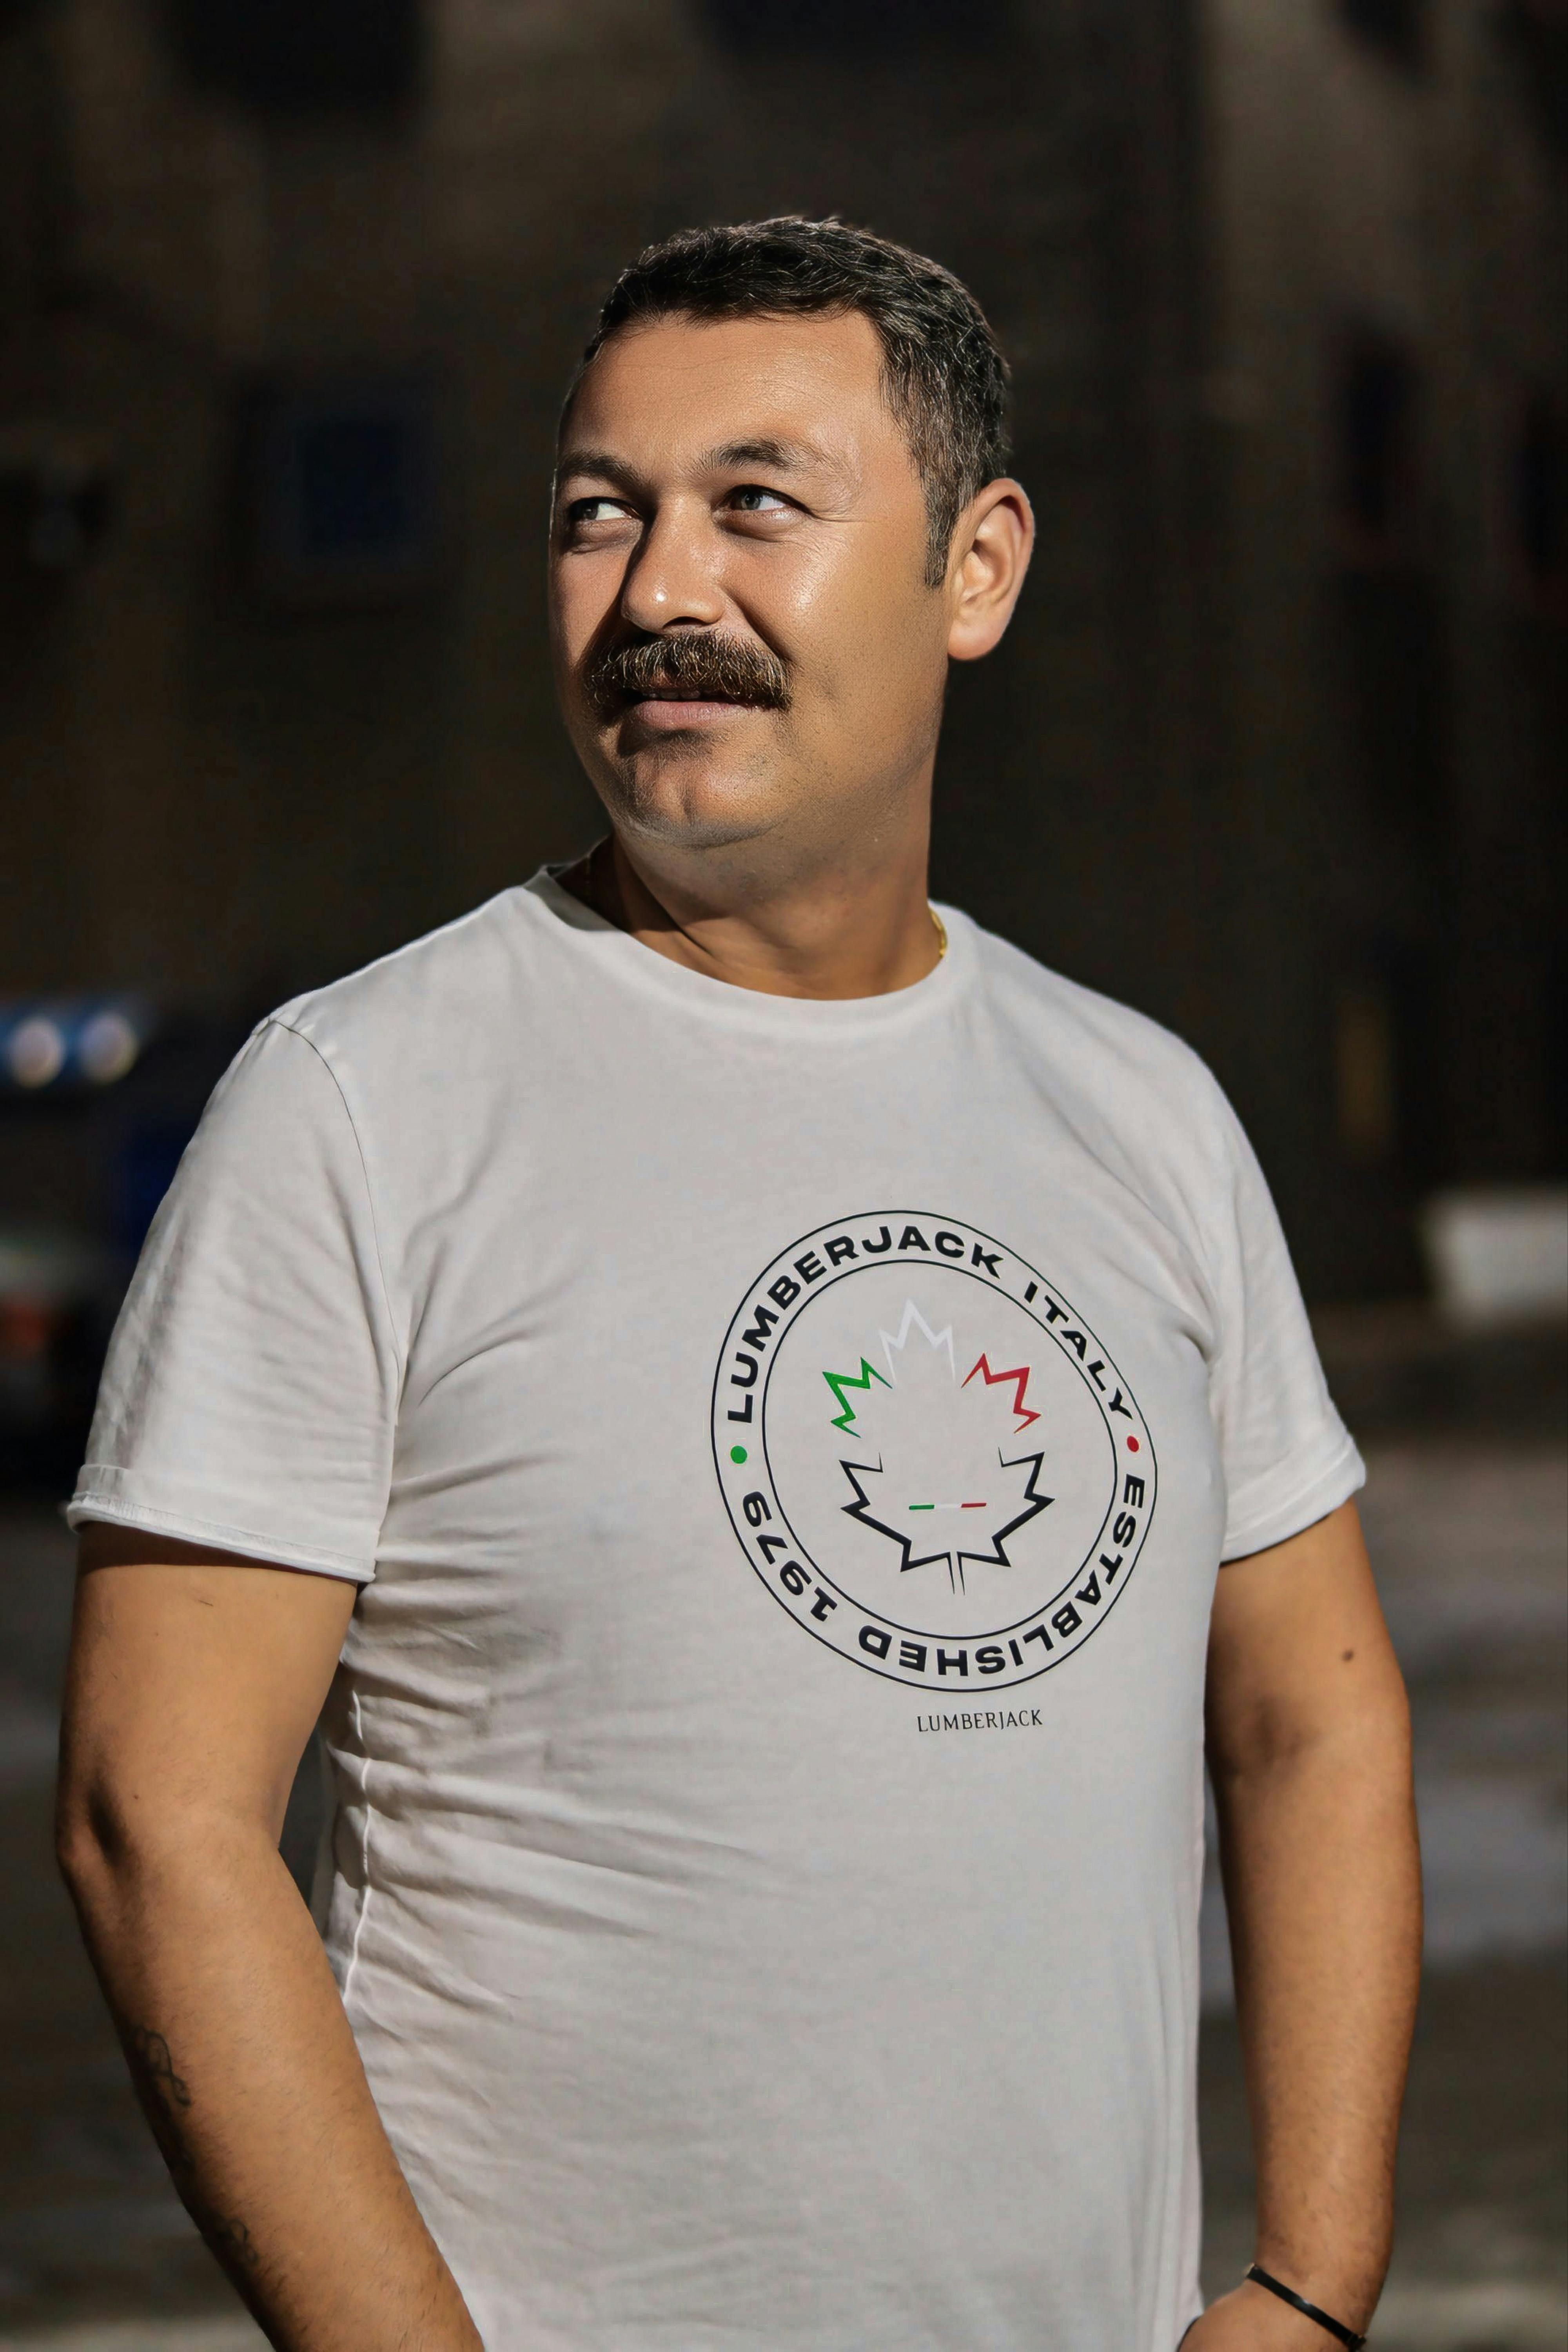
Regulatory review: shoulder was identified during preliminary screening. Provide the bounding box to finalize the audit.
[251,882,604,1140]
[961,915,1232,1145]
[268,885,541,1071]
[958,916,1274,1324]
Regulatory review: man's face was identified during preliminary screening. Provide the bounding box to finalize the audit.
[550,310,955,858]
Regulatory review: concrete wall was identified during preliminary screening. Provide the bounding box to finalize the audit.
[1201,0,1566,1288]
[1,0,1562,1292]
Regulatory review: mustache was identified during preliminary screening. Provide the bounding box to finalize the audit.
[583,632,791,719]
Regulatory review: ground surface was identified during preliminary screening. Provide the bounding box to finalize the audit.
[0,1324,1563,2349]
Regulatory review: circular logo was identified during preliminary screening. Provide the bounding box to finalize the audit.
[711,1212,1156,1690]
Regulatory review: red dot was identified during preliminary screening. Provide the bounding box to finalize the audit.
[1126,1436,1140,1452]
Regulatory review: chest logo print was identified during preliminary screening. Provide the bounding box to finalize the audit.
[711,1214,1156,1690]
[827,1302,1052,1594]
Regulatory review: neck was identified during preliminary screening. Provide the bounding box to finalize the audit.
[562,822,942,1001]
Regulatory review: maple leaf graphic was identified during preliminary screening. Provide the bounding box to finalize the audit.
[823,1301,1053,1594]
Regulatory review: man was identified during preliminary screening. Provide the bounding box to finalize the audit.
[59,219,1420,2351]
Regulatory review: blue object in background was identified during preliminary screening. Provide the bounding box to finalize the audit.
[246,372,441,606]
[112,1117,198,1260]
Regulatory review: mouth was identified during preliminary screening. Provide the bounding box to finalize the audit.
[621,685,771,728]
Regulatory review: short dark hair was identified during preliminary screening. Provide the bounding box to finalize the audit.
[570,216,1013,587]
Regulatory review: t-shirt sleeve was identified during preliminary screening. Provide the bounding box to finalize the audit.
[1202,1085,1365,1561]
[67,1018,401,1581]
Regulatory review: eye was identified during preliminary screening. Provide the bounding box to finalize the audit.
[564,495,636,529]
[726,485,791,515]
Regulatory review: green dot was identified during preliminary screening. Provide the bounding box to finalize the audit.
[730,1444,748,1464]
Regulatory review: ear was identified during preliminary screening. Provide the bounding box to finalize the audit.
[946,480,1034,662]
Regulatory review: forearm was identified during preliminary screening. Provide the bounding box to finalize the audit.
[1213,1711,1421,2330]
[61,1817,483,2352]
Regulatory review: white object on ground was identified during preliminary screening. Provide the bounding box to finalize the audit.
[1420,1186,1568,1325]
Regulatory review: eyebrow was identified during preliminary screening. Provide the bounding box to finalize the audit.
[693,436,836,474]
[555,436,842,492]
[554,449,649,496]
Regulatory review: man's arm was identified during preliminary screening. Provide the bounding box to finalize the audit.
[57,1528,484,2352]
[1188,1499,1421,2349]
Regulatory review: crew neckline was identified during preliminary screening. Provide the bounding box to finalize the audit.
[524,867,972,1037]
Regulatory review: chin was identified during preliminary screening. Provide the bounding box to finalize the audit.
[604,744,789,851]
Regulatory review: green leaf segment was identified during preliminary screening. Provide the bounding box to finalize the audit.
[822,1358,890,1433]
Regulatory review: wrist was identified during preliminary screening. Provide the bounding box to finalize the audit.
[1186,2282,1349,2349]
[1246,2262,1373,2348]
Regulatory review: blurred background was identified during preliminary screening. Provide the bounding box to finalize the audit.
[0,0,1564,2345]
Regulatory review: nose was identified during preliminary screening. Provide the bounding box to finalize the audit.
[619,496,726,635]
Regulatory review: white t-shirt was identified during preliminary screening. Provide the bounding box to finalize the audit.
[71,875,1363,2352]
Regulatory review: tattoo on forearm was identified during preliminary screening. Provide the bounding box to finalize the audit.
[127,2026,191,2116]
[204,2212,260,2269]
[123,2025,260,2274]
[125,2026,195,2171]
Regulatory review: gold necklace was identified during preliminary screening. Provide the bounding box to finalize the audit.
[930,906,947,960]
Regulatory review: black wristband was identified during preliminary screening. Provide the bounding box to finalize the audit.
[1245,2263,1368,2349]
